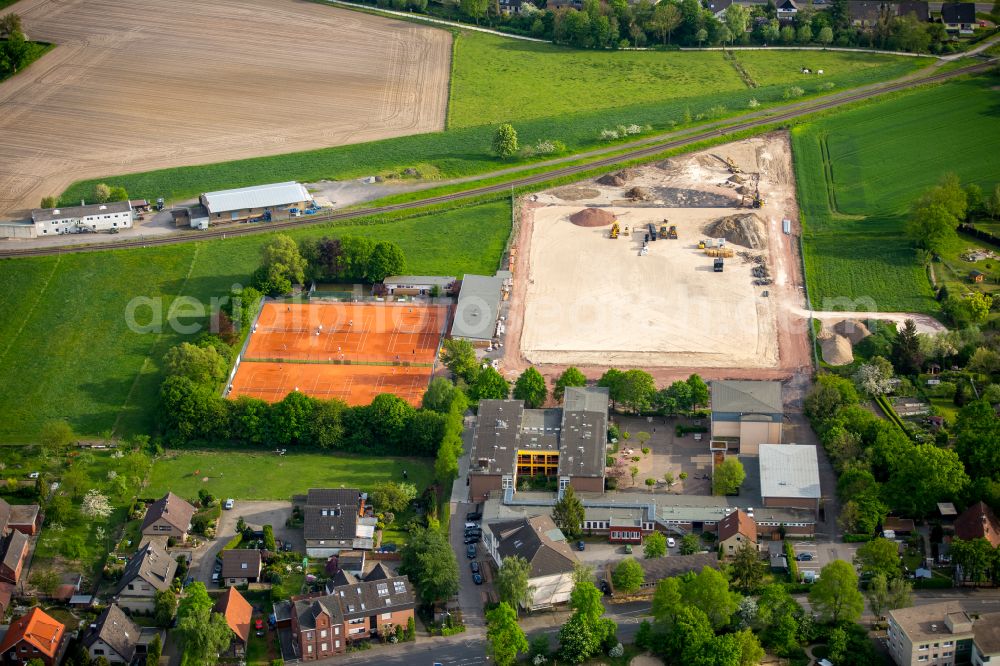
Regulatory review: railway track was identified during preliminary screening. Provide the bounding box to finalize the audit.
[1,59,993,259]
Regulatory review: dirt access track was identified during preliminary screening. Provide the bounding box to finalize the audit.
[504,133,814,385]
[0,0,450,218]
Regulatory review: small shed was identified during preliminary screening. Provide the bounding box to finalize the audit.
[970,270,985,283]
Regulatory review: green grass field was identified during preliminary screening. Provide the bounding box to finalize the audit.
[59,31,926,205]
[792,74,1000,314]
[0,201,511,441]
[145,450,434,500]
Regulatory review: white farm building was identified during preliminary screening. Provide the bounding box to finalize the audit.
[200,181,311,223]
[30,201,133,236]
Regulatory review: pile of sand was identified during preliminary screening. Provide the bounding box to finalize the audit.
[570,207,616,227]
[705,213,768,249]
[833,319,871,344]
[625,186,653,201]
[728,174,745,184]
[596,168,638,186]
[817,328,854,365]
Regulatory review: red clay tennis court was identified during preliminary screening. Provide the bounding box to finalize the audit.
[228,302,449,406]
[228,362,433,406]
[246,302,448,364]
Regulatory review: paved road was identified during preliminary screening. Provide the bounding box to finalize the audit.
[1,57,994,258]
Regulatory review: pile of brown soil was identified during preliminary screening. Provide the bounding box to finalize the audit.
[833,319,872,344]
[728,174,746,184]
[569,207,616,227]
[625,186,653,201]
[705,213,767,249]
[596,168,638,186]
[819,331,854,366]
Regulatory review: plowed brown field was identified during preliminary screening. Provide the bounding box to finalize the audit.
[0,0,450,217]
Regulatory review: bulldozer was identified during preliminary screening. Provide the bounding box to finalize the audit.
[698,240,706,249]
[610,221,620,239]
[667,225,678,239]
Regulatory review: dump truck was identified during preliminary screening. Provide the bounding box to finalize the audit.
[648,223,657,241]
[667,225,678,239]
[705,247,734,258]
[610,221,620,239]
[714,258,724,272]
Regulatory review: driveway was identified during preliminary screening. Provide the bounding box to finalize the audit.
[449,500,490,631]
[192,500,297,586]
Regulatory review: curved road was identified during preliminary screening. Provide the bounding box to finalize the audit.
[0,59,994,259]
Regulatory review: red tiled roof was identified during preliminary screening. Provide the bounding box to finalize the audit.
[718,510,757,543]
[0,607,66,658]
[954,502,1000,547]
[214,586,253,644]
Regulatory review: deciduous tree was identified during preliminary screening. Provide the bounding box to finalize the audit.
[611,557,644,595]
[472,366,509,400]
[808,560,864,624]
[162,342,228,386]
[513,367,548,408]
[643,531,667,559]
[729,542,767,594]
[175,583,232,666]
[713,457,746,495]
[368,481,417,514]
[492,123,519,158]
[496,555,535,613]
[854,537,902,579]
[681,565,740,630]
[441,338,479,383]
[486,602,528,666]
[399,527,460,604]
[554,366,587,401]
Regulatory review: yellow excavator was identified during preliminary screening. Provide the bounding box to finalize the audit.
[610,221,620,239]
[726,157,742,174]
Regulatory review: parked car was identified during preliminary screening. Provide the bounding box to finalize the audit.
[472,573,484,585]
[797,552,814,561]
[464,536,478,545]
[211,572,219,583]
[224,498,235,510]
[576,540,585,551]
[381,542,397,553]
[214,561,222,573]
[464,529,482,537]
[255,618,264,631]
[624,544,633,554]
[467,545,477,559]
[464,522,478,529]
[599,580,611,596]
[466,511,482,521]
[470,561,480,574]
[667,538,676,548]
[283,542,292,552]
[28,472,39,479]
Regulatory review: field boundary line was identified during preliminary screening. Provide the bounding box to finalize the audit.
[679,46,940,59]
[113,244,200,435]
[0,255,61,365]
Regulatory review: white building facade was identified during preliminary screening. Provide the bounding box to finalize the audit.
[31,201,133,236]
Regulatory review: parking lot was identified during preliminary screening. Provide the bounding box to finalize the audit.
[450,501,492,629]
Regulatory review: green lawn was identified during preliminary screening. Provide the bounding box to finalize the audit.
[59,31,926,206]
[0,40,53,84]
[792,74,1000,315]
[145,450,434,500]
[0,201,510,441]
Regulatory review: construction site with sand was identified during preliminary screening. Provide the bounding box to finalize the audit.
[227,301,449,406]
[506,133,813,379]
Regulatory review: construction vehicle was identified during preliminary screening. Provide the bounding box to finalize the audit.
[610,221,620,239]
[726,157,742,174]
[705,247,734,258]
[648,223,657,241]
[714,258,724,272]
[752,190,765,208]
[659,225,668,239]
[622,225,630,237]
[667,225,678,239]
[698,240,706,249]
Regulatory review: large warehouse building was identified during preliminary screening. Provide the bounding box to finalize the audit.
[200,181,311,223]
[469,386,609,501]
[759,444,821,516]
[451,271,511,345]
[710,380,783,454]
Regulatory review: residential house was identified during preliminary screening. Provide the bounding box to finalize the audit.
[469,386,610,502]
[848,0,888,27]
[0,607,67,666]
[301,489,374,558]
[113,541,178,613]
[777,0,798,21]
[498,0,523,13]
[0,530,29,585]
[482,515,578,610]
[82,604,162,666]
[887,601,976,666]
[624,553,719,595]
[141,492,196,542]
[940,2,975,33]
[0,498,42,536]
[896,1,929,21]
[718,509,758,557]
[759,444,822,516]
[221,549,263,587]
[954,502,1000,547]
[214,587,253,658]
[290,563,415,660]
[710,380,782,454]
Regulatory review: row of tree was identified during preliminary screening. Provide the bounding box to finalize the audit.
[908,173,1000,256]
[370,0,968,53]
[1,13,44,77]
[252,234,407,296]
